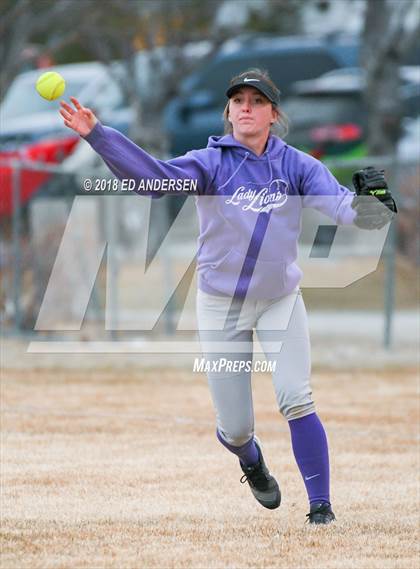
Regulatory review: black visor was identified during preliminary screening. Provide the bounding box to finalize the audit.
[226,75,280,106]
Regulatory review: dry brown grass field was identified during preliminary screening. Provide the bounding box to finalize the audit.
[1,366,418,569]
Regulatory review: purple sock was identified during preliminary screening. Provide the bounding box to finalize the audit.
[216,429,259,466]
[288,413,330,505]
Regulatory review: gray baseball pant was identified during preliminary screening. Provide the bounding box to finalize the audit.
[196,288,315,447]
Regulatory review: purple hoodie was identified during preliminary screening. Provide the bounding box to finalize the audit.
[84,123,356,299]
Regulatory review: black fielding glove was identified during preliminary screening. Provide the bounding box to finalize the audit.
[351,167,398,230]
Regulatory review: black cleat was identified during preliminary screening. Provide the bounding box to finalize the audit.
[239,438,281,510]
[306,501,336,525]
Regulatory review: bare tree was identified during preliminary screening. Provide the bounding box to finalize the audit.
[0,0,82,98]
[66,0,227,152]
[362,0,420,155]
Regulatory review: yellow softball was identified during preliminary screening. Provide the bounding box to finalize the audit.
[35,71,66,101]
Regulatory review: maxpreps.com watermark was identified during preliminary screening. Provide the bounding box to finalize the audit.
[193,358,277,373]
[82,178,198,192]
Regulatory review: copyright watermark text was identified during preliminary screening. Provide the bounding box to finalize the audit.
[83,178,198,193]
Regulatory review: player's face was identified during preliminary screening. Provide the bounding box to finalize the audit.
[228,87,277,139]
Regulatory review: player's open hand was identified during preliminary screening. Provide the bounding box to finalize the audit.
[59,97,97,137]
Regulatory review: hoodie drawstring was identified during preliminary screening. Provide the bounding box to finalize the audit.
[266,151,273,182]
[218,150,274,192]
[217,152,249,191]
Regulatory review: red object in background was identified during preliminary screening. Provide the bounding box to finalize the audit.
[308,123,363,159]
[0,136,79,216]
[310,123,362,143]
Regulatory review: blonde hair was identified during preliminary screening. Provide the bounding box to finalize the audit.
[222,68,288,138]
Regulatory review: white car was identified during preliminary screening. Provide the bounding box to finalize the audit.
[0,61,131,146]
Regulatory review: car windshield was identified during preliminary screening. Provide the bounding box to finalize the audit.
[1,75,87,118]
[282,94,364,127]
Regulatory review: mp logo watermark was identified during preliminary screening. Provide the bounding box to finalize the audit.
[28,194,391,355]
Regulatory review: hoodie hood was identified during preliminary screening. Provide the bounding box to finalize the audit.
[205,134,288,200]
[207,133,287,159]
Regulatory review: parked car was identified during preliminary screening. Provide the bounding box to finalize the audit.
[281,66,420,160]
[0,62,132,216]
[163,34,359,155]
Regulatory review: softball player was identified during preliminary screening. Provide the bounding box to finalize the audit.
[60,68,396,524]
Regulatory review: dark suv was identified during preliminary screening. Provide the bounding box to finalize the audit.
[163,35,359,155]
